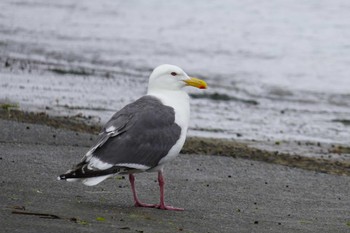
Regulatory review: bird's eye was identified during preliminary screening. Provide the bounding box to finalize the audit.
[171,72,177,76]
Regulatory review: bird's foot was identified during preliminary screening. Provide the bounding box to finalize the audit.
[134,202,184,211]
[134,201,158,208]
[155,203,184,211]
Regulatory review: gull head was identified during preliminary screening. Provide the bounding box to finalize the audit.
[147,64,207,92]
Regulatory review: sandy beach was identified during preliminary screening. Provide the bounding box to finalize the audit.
[0,114,350,233]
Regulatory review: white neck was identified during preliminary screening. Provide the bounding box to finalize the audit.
[147,89,190,130]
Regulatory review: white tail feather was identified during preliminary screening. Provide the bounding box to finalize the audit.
[82,174,113,186]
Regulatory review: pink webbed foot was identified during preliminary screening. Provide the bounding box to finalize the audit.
[133,201,183,211]
[133,201,157,208]
[156,204,184,211]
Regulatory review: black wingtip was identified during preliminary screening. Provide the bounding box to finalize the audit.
[58,165,122,181]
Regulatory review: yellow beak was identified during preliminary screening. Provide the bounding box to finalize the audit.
[183,77,208,89]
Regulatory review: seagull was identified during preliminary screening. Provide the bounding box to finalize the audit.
[58,64,207,211]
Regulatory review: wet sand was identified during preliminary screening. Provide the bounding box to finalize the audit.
[0,117,350,233]
[1,108,349,176]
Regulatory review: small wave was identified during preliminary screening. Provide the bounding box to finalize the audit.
[190,92,259,105]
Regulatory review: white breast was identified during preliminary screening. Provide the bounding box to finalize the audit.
[147,90,190,169]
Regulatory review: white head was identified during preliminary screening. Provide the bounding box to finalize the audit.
[147,64,207,93]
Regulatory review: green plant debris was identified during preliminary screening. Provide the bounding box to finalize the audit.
[77,219,89,225]
[96,217,106,222]
[9,195,19,200]
[329,145,350,154]
[1,103,19,111]
[299,220,313,224]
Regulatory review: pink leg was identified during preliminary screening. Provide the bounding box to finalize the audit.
[128,172,184,211]
[128,174,157,208]
[156,170,184,211]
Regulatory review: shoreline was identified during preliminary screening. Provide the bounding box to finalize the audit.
[1,108,349,176]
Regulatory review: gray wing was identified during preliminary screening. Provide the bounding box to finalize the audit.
[86,95,182,169]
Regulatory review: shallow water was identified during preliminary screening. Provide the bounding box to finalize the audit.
[1,0,350,160]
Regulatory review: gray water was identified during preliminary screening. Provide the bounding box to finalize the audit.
[1,0,350,160]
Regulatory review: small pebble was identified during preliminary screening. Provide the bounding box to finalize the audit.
[5,60,10,67]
